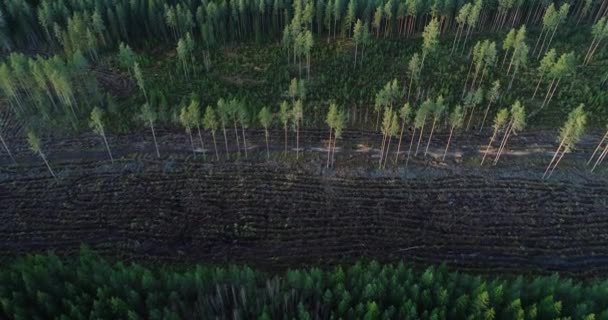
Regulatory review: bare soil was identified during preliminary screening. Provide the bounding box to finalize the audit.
[1,128,608,276]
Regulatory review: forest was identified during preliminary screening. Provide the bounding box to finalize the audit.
[2,0,608,317]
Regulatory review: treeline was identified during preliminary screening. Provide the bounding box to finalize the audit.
[1,0,605,54]
[0,51,102,129]
[0,248,607,319]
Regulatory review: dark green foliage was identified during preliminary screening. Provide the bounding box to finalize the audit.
[1,248,608,319]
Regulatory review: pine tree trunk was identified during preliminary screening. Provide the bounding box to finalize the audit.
[101,132,114,163]
[424,119,437,157]
[588,130,608,165]
[406,126,416,168]
[197,125,206,160]
[284,124,288,157]
[241,126,248,158]
[493,123,513,165]
[354,43,358,67]
[479,99,494,133]
[212,131,220,161]
[394,121,406,162]
[188,128,196,157]
[233,120,241,157]
[539,24,559,58]
[544,77,561,108]
[443,126,455,161]
[592,143,608,172]
[222,127,230,160]
[466,105,477,131]
[39,151,57,180]
[264,128,270,159]
[326,128,332,168]
[383,135,392,169]
[481,126,499,165]
[150,120,160,158]
[532,75,544,99]
[379,132,387,168]
[501,48,510,67]
[508,66,518,90]
[415,121,426,156]
[0,133,16,164]
[547,148,568,179]
[532,28,545,56]
[296,123,300,159]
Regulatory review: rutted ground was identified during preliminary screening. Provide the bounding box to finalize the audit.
[1,134,608,275]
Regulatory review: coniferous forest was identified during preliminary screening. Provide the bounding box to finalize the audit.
[3,0,608,317]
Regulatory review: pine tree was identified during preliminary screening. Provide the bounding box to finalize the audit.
[407,53,420,101]
[481,108,509,165]
[134,61,147,102]
[292,99,303,159]
[584,17,608,65]
[139,103,160,158]
[352,19,363,67]
[216,98,230,159]
[545,105,587,178]
[326,102,338,168]
[493,100,525,165]
[258,106,273,159]
[27,129,56,180]
[394,102,411,163]
[203,105,220,160]
[532,48,557,100]
[279,100,291,156]
[420,17,439,77]
[443,105,464,161]
[179,103,196,156]
[479,80,501,133]
[424,95,445,157]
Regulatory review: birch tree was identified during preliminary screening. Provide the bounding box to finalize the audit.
[89,107,113,163]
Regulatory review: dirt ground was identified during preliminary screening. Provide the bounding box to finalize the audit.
[1,128,608,276]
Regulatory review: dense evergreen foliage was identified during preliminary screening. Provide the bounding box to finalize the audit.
[1,248,607,319]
